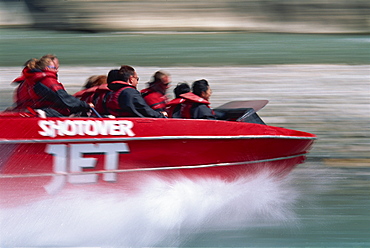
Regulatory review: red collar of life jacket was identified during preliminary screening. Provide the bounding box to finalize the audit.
[26,69,58,84]
[140,87,152,96]
[165,98,186,118]
[179,92,210,105]
[108,81,136,91]
[166,97,186,106]
[74,84,109,98]
[12,67,38,84]
[178,92,212,119]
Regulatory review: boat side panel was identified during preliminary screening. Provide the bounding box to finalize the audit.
[0,117,316,141]
[0,138,313,175]
[0,142,305,207]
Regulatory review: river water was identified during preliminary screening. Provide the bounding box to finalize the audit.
[0,28,369,247]
[0,161,369,247]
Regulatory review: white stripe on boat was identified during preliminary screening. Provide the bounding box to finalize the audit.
[0,153,306,179]
[0,135,316,144]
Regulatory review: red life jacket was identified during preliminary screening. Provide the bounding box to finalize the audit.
[74,86,98,101]
[141,87,168,110]
[11,67,27,103]
[12,68,68,115]
[104,81,136,117]
[12,67,34,109]
[74,84,110,115]
[165,98,186,118]
[178,92,211,119]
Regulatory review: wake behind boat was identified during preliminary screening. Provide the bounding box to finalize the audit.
[0,100,316,207]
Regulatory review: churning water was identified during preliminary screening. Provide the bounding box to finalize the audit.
[1,169,300,247]
[2,161,369,247]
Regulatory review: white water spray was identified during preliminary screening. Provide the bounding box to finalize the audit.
[0,170,298,247]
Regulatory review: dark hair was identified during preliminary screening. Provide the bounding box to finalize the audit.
[192,79,209,97]
[118,65,135,82]
[174,82,190,98]
[107,69,120,84]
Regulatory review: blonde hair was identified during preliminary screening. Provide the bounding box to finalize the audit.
[26,54,58,70]
[149,70,170,86]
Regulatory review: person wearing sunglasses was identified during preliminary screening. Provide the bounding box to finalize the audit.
[140,70,171,116]
[98,66,165,118]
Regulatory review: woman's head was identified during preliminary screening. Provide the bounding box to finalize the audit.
[192,79,212,101]
[26,54,59,72]
[84,75,107,89]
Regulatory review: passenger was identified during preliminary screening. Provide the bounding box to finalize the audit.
[83,75,108,89]
[9,54,91,117]
[74,74,108,99]
[166,82,190,118]
[102,65,165,118]
[74,74,110,115]
[179,79,216,120]
[140,71,171,114]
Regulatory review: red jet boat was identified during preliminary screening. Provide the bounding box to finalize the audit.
[0,100,316,207]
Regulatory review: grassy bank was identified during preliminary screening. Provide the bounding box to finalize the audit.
[1,28,369,67]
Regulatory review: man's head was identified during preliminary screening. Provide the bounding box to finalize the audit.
[149,71,171,94]
[119,65,139,87]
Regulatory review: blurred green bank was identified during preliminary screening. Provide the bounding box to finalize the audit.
[0,28,369,67]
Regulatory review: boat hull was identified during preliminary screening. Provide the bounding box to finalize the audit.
[0,115,315,207]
